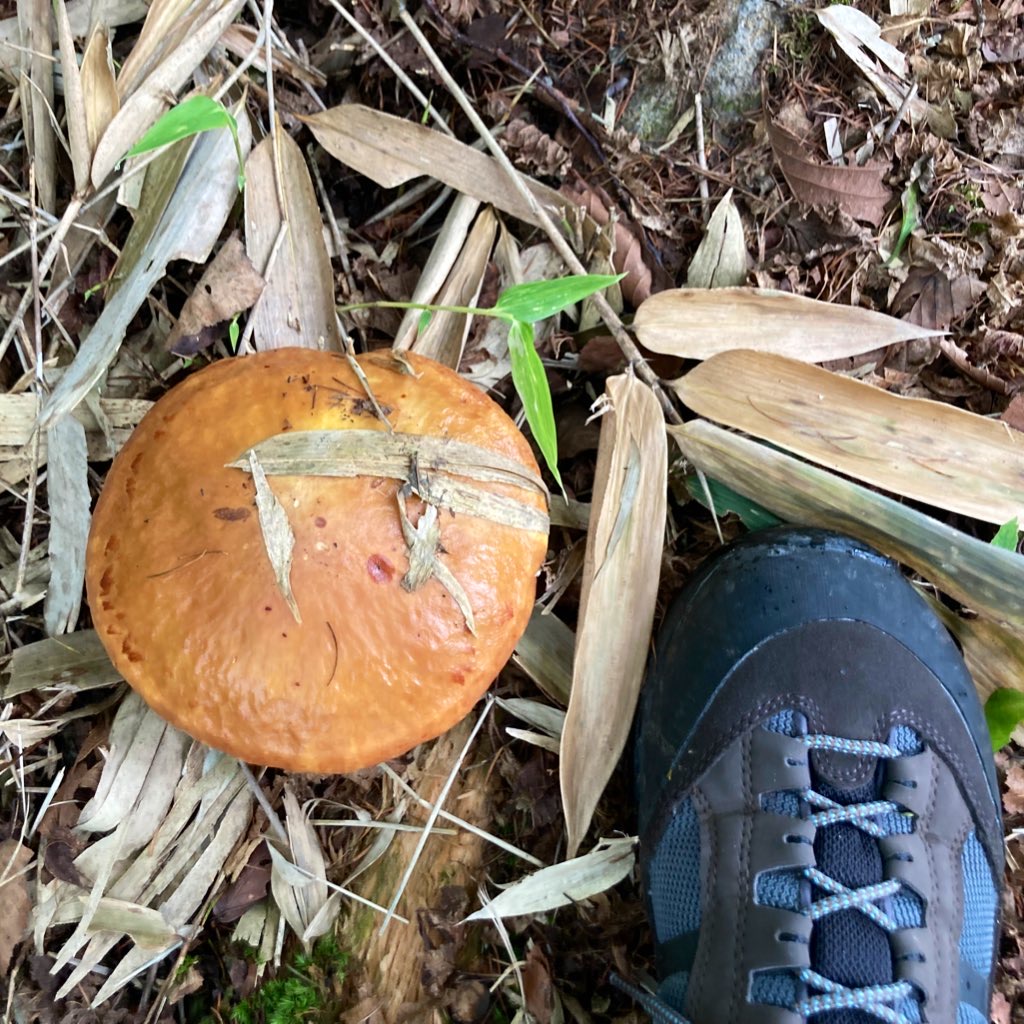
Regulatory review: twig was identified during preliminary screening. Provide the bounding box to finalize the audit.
[324,0,453,136]
[883,82,917,145]
[396,4,682,426]
[694,92,710,224]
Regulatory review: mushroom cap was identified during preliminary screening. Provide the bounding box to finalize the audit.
[86,349,548,772]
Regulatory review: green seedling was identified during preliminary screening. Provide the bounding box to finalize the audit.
[229,314,241,354]
[887,180,919,266]
[125,95,246,191]
[337,273,623,491]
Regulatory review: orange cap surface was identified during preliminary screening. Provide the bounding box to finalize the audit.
[86,350,549,772]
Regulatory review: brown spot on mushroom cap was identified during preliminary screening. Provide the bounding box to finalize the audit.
[85,349,548,773]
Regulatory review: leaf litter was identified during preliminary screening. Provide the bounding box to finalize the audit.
[5,0,1024,1018]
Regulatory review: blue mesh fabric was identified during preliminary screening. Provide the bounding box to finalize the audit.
[762,790,802,816]
[957,1002,988,1024]
[765,710,797,735]
[888,726,922,755]
[958,832,997,973]
[889,891,924,929]
[756,870,801,911]
[751,970,798,1007]
[650,799,701,943]
[658,971,690,1011]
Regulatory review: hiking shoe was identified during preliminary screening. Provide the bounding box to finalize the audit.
[622,527,1003,1024]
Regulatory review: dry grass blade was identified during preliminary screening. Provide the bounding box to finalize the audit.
[671,419,1024,630]
[393,193,481,351]
[303,104,570,229]
[53,0,90,193]
[634,287,940,361]
[674,349,1024,525]
[512,608,574,706]
[233,429,550,533]
[560,374,667,857]
[42,415,90,636]
[3,630,121,698]
[1,393,150,487]
[90,0,246,186]
[463,837,635,922]
[39,108,251,427]
[686,188,747,288]
[18,0,56,213]
[269,788,340,949]
[244,130,341,351]
[407,206,497,367]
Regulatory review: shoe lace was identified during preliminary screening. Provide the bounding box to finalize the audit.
[614,731,921,1024]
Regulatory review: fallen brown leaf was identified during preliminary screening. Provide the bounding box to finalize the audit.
[674,349,1024,525]
[166,233,264,355]
[634,287,939,362]
[769,122,892,227]
[561,373,667,857]
[0,839,33,977]
[244,129,341,352]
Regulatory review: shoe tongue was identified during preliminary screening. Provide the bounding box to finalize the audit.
[810,774,892,1024]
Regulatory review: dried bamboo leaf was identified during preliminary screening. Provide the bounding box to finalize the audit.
[393,193,481,351]
[496,697,566,739]
[463,837,636,922]
[53,0,90,193]
[686,189,747,288]
[86,898,176,948]
[408,206,497,367]
[81,27,119,156]
[18,0,56,212]
[560,374,667,857]
[231,429,550,533]
[303,104,571,229]
[90,0,246,186]
[512,609,574,706]
[40,106,252,428]
[244,129,341,351]
[3,630,120,698]
[634,287,940,362]
[506,729,561,754]
[674,349,1024,526]
[670,420,1024,630]
[249,451,301,624]
[44,415,90,636]
[269,788,338,950]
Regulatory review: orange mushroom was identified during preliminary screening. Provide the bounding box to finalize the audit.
[86,349,549,772]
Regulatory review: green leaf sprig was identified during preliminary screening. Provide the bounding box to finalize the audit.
[338,273,623,491]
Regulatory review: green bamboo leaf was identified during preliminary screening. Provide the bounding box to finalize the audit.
[991,517,1019,551]
[508,320,562,490]
[685,474,781,531]
[494,274,623,324]
[984,687,1024,750]
[125,96,245,189]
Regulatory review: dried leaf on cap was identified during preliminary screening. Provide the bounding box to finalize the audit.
[634,287,940,362]
[232,429,549,534]
[463,837,636,921]
[248,450,302,625]
[560,373,667,857]
[673,349,1024,525]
